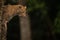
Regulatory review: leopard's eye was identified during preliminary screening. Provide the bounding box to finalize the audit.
[19,6,21,8]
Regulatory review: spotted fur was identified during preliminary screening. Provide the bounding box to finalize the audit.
[2,5,26,23]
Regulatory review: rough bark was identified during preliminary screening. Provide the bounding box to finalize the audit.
[19,15,31,40]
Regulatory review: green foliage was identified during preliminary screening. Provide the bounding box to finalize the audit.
[27,0,47,19]
[27,0,46,12]
[54,11,60,33]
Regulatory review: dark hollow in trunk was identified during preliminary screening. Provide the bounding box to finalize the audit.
[7,15,21,40]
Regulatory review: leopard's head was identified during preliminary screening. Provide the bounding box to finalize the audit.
[18,5,27,16]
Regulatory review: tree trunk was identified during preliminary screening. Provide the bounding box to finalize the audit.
[19,0,31,40]
[19,15,31,40]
